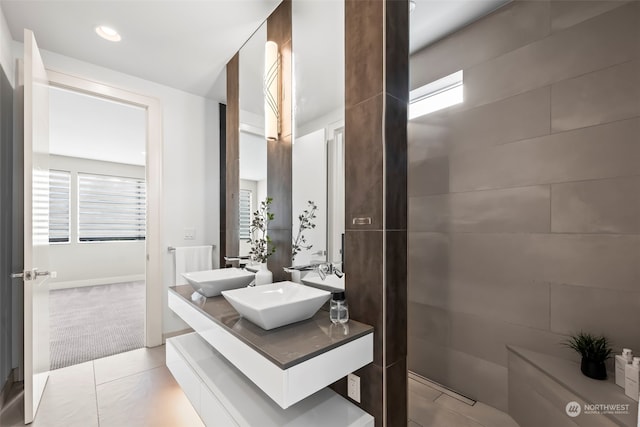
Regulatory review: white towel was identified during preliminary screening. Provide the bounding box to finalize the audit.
[174,246,213,285]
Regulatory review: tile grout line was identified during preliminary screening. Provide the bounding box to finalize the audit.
[93,361,101,427]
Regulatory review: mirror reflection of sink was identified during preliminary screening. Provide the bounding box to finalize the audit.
[221,281,331,330]
[182,268,255,297]
[301,272,345,292]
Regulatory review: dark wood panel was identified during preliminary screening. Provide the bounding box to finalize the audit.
[266,0,292,280]
[345,0,384,108]
[219,103,227,267]
[225,54,240,259]
[266,0,292,46]
[344,0,409,425]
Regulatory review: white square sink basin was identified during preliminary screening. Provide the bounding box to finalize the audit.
[221,281,331,330]
[182,268,255,297]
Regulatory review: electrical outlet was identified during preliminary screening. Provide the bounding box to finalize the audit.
[184,228,196,240]
[347,373,361,403]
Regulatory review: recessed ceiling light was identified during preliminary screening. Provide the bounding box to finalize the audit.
[95,25,121,42]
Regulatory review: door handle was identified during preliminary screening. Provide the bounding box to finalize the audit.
[11,269,56,280]
[11,270,33,280]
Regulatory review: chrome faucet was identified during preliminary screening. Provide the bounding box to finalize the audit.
[314,262,344,280]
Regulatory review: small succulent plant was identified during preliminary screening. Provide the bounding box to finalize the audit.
[564,332,612,363]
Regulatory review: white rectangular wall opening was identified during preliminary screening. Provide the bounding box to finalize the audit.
[409,70,463,120]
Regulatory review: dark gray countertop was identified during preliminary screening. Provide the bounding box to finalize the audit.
[169,285,374,370]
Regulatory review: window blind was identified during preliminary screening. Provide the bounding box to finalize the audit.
[239,189,252,240]
[49,169,70,243]
[78,173,146,242]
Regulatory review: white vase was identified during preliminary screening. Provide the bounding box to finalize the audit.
[290,270,301,284]
[254,262,273,286]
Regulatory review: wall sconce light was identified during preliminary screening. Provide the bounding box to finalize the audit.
[264,41,280,142]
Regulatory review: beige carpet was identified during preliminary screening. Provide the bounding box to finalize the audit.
[49,281,145,370]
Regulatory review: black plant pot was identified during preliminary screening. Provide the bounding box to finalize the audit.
[581,357,607,380]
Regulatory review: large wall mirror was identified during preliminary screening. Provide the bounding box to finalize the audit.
[291,0,345,267]
[238,22,268,257]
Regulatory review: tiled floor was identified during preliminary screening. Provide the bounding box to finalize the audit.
[0,346,203,427]
[409,376,520,427]
[1,347,519,427]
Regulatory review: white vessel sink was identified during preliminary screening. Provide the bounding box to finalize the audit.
[221,281,331,330]
[182,268,255,297]
[301,272,345,292]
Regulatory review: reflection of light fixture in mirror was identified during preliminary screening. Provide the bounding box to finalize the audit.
[264,41,280,142]
[410,0,416,13]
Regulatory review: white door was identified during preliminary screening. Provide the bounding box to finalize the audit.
[22,29,51,424]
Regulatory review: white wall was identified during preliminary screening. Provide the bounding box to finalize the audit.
[0,6,13,86]
[48,155,146,289]
[11,42,220,334]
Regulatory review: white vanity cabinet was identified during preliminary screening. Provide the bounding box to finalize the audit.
[167,286,375,427]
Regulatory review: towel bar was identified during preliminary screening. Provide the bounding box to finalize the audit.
[168,245,216,252]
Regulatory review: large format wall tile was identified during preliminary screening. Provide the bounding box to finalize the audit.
[345,94,383,231]
[409,270,550,330]
[410,1,550,89]
[408,0,640,413]
[450,118,640,192]
[446,310,567,367]
[409,185,550,233]
[410,87,551,157]
[409,232,640,295]
[551,60,640,132]
[345,230,384,365]
[550,0,629,33]
[464,2,639,107]
[407,155,449,197]
[551,176,640,234]
[550,284,640,349]
[533,234,640,291]
[345,0,383,108]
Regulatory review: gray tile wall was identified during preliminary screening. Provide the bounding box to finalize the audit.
[408,1,640,411]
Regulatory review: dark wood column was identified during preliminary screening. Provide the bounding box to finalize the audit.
[266,0,292,282]
[225,53,240,260]
[341,0,409,425]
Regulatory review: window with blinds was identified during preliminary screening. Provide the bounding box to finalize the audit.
[78,173,146,242]
[49,170,70,243]
[239,189,252,240]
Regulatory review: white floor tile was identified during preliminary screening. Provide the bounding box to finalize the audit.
[96,366,203,427]
[93,345,165,385]
[31,362,99,427]
[434,394,519,427]
[409,390,484,427]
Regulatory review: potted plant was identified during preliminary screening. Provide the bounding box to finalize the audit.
[564,332,612,380]
[248,197,276,285]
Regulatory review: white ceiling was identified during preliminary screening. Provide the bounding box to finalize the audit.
[0,0,282,101]
[1,0,510,116]
[50,86,146,166]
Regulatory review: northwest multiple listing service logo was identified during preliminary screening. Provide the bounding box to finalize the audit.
[565,401,581,417]
[565,401,631,418]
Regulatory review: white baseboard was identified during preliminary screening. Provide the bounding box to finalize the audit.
[50,274,146,290]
